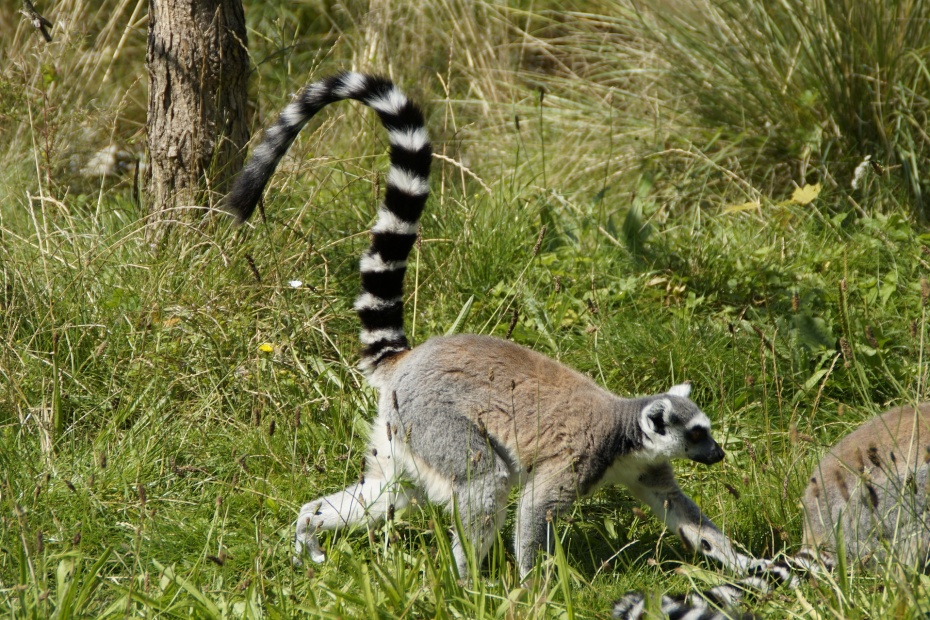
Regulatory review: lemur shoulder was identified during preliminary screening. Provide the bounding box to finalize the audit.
[614,402,930,619]
[227,71,756,581]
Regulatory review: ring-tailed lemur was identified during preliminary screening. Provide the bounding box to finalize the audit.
[227,71,759,580]
[613,402,930,619]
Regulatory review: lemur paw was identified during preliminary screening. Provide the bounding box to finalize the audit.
[294,502,327,566]
[292,538,326,567]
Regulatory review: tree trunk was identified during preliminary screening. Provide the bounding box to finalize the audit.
[146,0,249,220]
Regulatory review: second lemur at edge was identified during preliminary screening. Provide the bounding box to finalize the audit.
[614,403,930,620]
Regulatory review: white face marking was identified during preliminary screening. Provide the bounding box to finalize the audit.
[371,206,419,235]
[334,72,368,98]
[637,398,698,461]
[280,102,306,128]
[353,292,402,312]
[359,252,407,273]
[388,127,429,152]
[366,87,408,116]
[360,327,405,345]
[386,166,429,197]
[686,412,711,431]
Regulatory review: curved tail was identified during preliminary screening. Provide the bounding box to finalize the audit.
[612,554,814,619]
[227,72,432,373]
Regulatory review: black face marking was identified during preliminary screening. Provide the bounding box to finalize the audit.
[678,528,693,552]
[649,409,667,436]
[686,427,709,444]
[701,538,712,552]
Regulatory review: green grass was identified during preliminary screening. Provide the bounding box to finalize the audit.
[2,0,930,617]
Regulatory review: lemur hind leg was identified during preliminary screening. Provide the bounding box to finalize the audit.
[295,425,410,563]
[400,409,513,578]
[448,463,511,579]
[514,472,576,578]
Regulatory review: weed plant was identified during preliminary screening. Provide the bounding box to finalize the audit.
[2,0,930,618]
[636,0,930,215]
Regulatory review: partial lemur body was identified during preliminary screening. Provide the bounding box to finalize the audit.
[802,402,930,568]
[614,403,930,619]
[227,71,756,579]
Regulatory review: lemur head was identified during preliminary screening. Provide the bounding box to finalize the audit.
[638,383,724,465]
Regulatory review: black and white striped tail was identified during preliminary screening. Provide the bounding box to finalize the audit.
[612,557,806,620]
[227,72,432,374]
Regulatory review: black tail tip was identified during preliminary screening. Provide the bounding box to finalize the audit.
[225,200,254,225]
[225,176,263,223]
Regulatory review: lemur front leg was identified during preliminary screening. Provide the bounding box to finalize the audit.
[613,462,797,620]
[624,462,752,574]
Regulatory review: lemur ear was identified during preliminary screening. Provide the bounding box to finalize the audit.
[641,399,672,436]
[667,382,691,398]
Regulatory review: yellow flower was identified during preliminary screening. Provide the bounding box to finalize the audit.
[258,343,274,353]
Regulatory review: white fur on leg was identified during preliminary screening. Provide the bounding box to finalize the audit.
[293,435,410,565]
[294,503,327,564]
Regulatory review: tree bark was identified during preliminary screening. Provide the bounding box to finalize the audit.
[146,0,249,220]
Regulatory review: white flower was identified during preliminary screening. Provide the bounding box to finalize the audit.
[289,280,303,288]
[851,155,871,190]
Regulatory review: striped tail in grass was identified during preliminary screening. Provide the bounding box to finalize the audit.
[612,556,805,620]
[226,72,431,374]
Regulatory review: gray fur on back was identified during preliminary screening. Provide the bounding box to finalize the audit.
[386,335,649,494]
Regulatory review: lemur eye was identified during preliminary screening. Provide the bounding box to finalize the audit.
[686,428,707,443]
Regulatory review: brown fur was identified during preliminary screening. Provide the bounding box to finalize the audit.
[802,403,930,566]
[410,336,628,492]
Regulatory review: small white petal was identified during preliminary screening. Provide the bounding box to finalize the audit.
[289,280,303,288]
[851,155,871,190]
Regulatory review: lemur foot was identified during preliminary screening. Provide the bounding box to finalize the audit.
[294,502,327,566]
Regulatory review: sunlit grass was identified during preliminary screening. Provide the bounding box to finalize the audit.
[2,0,929,618]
